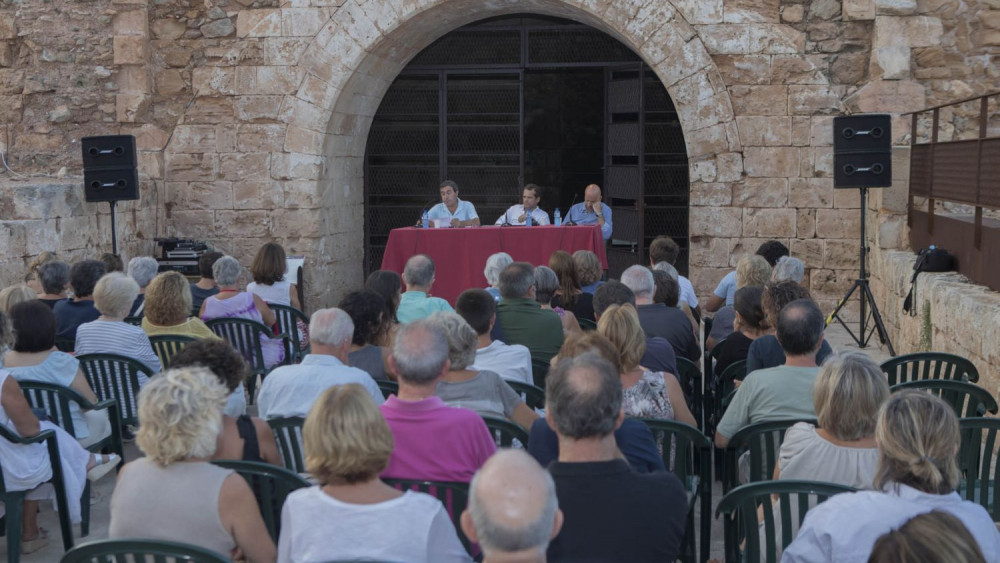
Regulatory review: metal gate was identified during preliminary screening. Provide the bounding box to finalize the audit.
[363,15,689,277]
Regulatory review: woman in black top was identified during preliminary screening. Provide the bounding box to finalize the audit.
[714,286,767,383]
[549,250,595,322]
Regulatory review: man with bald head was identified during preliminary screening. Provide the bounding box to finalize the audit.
[564,184,612,240]
[462,450,563,562]
[397,253,454,324]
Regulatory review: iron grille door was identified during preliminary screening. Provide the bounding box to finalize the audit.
[604,65,645,277]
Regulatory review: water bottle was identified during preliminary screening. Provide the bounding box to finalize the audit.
[421,210,429,229]
[554,208,562,226]
[525,209,532,226]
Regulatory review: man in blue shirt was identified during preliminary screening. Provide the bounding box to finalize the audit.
[427,180,480,227]
[565,184,612,240]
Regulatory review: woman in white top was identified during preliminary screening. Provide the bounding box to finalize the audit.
[782,391,1000,562]
[279,384,471,563]
[246,242,300,310]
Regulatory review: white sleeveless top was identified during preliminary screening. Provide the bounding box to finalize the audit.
[247,280,292,306]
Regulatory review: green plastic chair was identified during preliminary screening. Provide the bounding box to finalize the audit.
[505,380,546,411]
[711,360,748,425]
[705,336,727,382]
[675,356,703,430]
[206,318,285,405]
[891,380,998,419]
[376,379,398,400]
[958,417,1000,520]
[530,358,550,389]
[383,478,475,557]
[19,380,124,537]
[577,317,597,331]
[60,539,229,563]
[267,416,306,474]
[880,352,979,386]
[480,414,529,447]
[211,460,311,542]
[716,480,856,563]
[148,334,196,368]
[76,353,155,428]
[638,418,712,563]
[723,418,817,494]
[123,316,143,327]
[0,427,74,561]
[270,304,311,364]
[55,338,75,353]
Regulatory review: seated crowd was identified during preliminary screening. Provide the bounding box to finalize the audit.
[1,240,997,563]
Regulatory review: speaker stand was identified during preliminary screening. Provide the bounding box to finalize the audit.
[827,187,896,356]
[108,200,119,255]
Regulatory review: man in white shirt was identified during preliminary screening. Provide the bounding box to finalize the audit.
[257,307,384,418]
[495,184,550,226]
[427,180,480,227]
[456,288,533,385]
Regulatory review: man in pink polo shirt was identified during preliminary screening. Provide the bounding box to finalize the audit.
[380,319,496,483]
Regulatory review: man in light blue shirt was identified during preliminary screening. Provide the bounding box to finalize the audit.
[565,184,612,240]
[396,254,454,323]
[257,307,384,419]
[427,180,480,227]
[495,184,550,226]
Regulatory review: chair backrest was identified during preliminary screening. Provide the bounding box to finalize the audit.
[706,336,728,376]
[60,539,229,563]
[376,379,398,400]
[123,316,143,327]
[148,334,197,368]
[675,356,703,427]
[505,380,546,411]
[577,317,597,331]
[713,359,748,424]
[55,338,75,353]
[383,478,474,556]
[270,304,310,364]
[76,353,155,426]
[958,417,1000,520]
[724,418,817,493]
[211,460,311,542]
[266,416,306,473]
[880,352,979,386]
[18,380,117,438]
[205,318,273,375]
[480,414,529,447]
[531,358,550,389]
[715,480,856,563]
[891,379,999,419]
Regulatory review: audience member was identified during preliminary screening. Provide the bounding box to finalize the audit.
[169,340,281,466]
[483,252,513,302]
[5,300,111,448]
[598,304,696,427]
[279,384,471,563]
[533,265,581,338]
[53,259,105,340]
[867,511,987,563]
[456,288,532,385]
[709,254,772,346]
[544,353,687,561]
[715,299,825,449]
[190,251,223,315]
[620,265,699,362]
[593,280,678,376]
[527,332,664,474]
[365,269,403,346]
[201,255,283,368]
[427,312,538,429]
[652,267,700,338]
[141,271,219,340]
[397,254,454,323]
[380,320,496,482]
[746,281,833,372]
[99,252,124,273]
[572,250,605,294]
[339,290,391,381]
[0,283,36,314]
[772,255,805,284]
[783,391,1000,562]
[462,450,563,563]
[23,250,58,294]
[705,240,789,312]
[713,286,767,380]
[258,307,383,419]
[649,236,699,313]
[494,262,564,372]
[549,250,595,321]
[247,242,301,309]
[109,367,276,562]
[35,260,70,309]
[126,256,158,317]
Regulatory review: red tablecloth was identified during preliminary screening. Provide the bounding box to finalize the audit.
[380,225,608,305]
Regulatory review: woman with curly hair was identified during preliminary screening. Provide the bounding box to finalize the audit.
[339,290,391,381]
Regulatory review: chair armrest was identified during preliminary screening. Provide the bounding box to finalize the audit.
[0,426,56,445]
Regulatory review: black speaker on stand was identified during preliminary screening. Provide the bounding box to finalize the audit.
[81,135,140,255]
[827,114,895,355]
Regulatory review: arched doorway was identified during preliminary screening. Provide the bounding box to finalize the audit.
[363,15,690,278]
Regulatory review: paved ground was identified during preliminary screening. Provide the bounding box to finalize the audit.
[8,323,892,562]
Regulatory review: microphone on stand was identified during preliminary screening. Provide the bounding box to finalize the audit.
[499,207,514,227]
[563,192,579,226]
[415,198,437,227]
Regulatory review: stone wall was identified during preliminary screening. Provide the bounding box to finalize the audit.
[0,0,998,311]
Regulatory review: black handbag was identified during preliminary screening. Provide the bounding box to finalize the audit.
[903,246,955,315]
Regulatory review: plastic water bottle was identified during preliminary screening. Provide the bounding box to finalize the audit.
[554,208,562,226]
[525,210,532,226]
[421,210,429,229]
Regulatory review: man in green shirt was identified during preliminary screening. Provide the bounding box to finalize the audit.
[715,299,825,448]
[493,262,564,374]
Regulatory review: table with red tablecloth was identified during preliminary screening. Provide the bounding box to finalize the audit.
[380,225,608,305]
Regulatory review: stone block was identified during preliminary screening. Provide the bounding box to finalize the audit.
[729,85,787,116]
[690,182,732,206]
[235,96,283,122]
[297,74,338,109]
[834,188,861,209]
[691,159,718,183]
[743,146,800,178]
[215,209,270,238]
[877,0,918,15]
[170,125,223,153]
[788,85,845,115]
[256,66,303,95]
[809,268,855,300]
[269,208,322,238]
[163,48,191,68]
[830,52,869,85]
[282,179,324,209]
[0,43,12,67]
[748,24,806,54]
[685,123,730,159]
[166,181,234,211]
[691,206,743,237]
[270,152,324,181]
[843,80,926,113]
[724,0,781,23]
[201,18,236,39]
[742,207,796,237]
[874,46,911,79]
[237,124,287,152]
[155,69,186,97]
[216,151,268,182]
[237,10,282,38]
[780,4,804,22]
[712,55,771,85]
[734,177,788,207]
[137,151,163,179]
[185,97,234,125]
[192,67,236,96]
[0,95,21,122]
[876,214,908,249]
[816,209,861,238]
[167,209,216,238]
[796,208,817,238]
[792,238,825,269]
[843,0,876,20]
[0,14,16,39]
[715,152,744,182]
[152,18,186,40]
[874,16,943,49]
[281,9,329,37]
[789,177,834,208]
[114,10,149,36]
[672,0,724,24]
[698,25,750,55]
[278,97,330,131]
[113,36,147,65]
[0,69,24,95]
[283,126,325,155]
[736,116,791,146]
[771,55,829,85]
[233,180,284,210]
[165,153,218,182]
[824,239,859,269]
[116,93,150,123]
[264,38,309,66]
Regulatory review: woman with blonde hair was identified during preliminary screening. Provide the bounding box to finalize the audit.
[597,304,695,427]
[23,250,57,294]
[247,242,301,310]
[783,391,1000,562]
[278,384,471,563]
[708,254,772,347]
[109,367,275,562]
[868,510,987,563]
[141,271,219,340]
[0,284,36,314]
[572,250,604,294]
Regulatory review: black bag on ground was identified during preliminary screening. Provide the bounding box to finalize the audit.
[903,247,956,315]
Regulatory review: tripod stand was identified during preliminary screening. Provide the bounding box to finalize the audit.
[827,187,896,356]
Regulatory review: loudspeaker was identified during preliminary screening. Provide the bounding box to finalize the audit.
[833,114,892,189]
[81,135,140,202]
